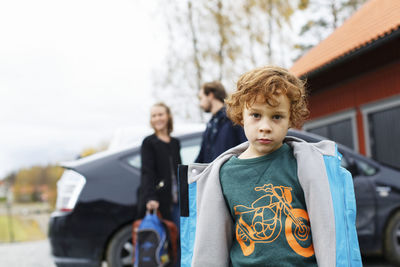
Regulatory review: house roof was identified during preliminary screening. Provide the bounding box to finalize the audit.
[290,0,400,77]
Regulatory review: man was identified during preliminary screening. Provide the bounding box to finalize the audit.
[195,81,247,163]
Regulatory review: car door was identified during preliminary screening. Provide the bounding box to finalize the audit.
[341,151,378,238]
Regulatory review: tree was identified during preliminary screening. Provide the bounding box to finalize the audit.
[11,164,62,207]
[79,142,107,158]
[151,0,304,122]
[188,0,202,93]
[293,0,367,60]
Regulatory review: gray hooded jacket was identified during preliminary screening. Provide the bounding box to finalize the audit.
[179,137,362,267]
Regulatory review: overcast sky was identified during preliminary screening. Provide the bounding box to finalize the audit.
[0,0,170,178]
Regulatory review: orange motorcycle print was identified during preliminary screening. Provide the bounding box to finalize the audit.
[234,184,314,257]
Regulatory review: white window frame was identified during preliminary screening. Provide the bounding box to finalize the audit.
[303,109,359,152]
[361,95,400,157]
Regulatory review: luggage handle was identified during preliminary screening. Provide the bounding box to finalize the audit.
[146,208,163,219]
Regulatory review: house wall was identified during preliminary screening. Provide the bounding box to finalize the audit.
[307,60,400,155]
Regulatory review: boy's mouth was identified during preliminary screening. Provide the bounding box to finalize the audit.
[257,138,272,144]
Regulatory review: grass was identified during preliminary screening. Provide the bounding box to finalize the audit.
[0,215,45,242]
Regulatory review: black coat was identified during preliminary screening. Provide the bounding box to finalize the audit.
[195,107,247,163]
[138,134,181,220]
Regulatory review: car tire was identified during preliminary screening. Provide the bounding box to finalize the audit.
[106,224,134,267]
[384,211,400,265]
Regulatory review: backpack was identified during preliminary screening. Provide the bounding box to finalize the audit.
[132,212,178,267]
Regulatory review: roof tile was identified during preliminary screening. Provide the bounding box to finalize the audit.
[290,0,400,77]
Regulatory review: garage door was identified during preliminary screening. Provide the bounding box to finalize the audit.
[368,105,400,168]
[307,118,355,149]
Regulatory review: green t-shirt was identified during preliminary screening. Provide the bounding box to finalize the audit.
[220,144,317,267]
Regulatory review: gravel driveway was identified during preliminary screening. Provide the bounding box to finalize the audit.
[0,239,395,267]
[0,239,55,267]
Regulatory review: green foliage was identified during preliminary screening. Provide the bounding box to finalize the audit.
[299,19,328,36]
[12,165,63,208]
[298,0,310,10]
[6,144,105,208]
[3,172,16,185]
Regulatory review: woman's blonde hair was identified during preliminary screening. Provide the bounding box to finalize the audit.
[151,102,174,134]
[226,66,309,128]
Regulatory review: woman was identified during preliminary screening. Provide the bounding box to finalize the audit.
[138,102,182,226]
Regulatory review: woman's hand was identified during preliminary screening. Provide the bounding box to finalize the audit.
[146,200,159,211]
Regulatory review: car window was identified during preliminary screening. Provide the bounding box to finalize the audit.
[180,137,201,164]
[341,153,378,177]
[354,158,377,176]
[340,156,359,177]
[126,153,141,169]
[125,136,202,169]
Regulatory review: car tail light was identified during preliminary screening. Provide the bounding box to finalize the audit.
[55,170,86,212]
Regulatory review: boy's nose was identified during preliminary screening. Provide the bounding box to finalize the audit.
[259,119,272,132]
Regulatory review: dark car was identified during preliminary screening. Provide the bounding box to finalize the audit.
[49,130,400,266]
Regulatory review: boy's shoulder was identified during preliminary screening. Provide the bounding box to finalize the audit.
[284,136,337,157]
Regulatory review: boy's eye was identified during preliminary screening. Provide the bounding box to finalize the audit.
[251,113,261,119]
[272,115,282,120]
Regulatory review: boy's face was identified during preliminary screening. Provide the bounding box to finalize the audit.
[241,94,290,158]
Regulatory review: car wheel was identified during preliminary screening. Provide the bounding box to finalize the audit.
[106,225,134,267]
[384,211,400,265]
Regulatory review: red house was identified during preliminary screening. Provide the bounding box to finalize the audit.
[290,0,400,169]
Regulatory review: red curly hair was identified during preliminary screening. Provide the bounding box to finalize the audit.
[226,66,309,129]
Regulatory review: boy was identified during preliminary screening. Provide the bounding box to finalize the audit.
[179,66,362,267]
